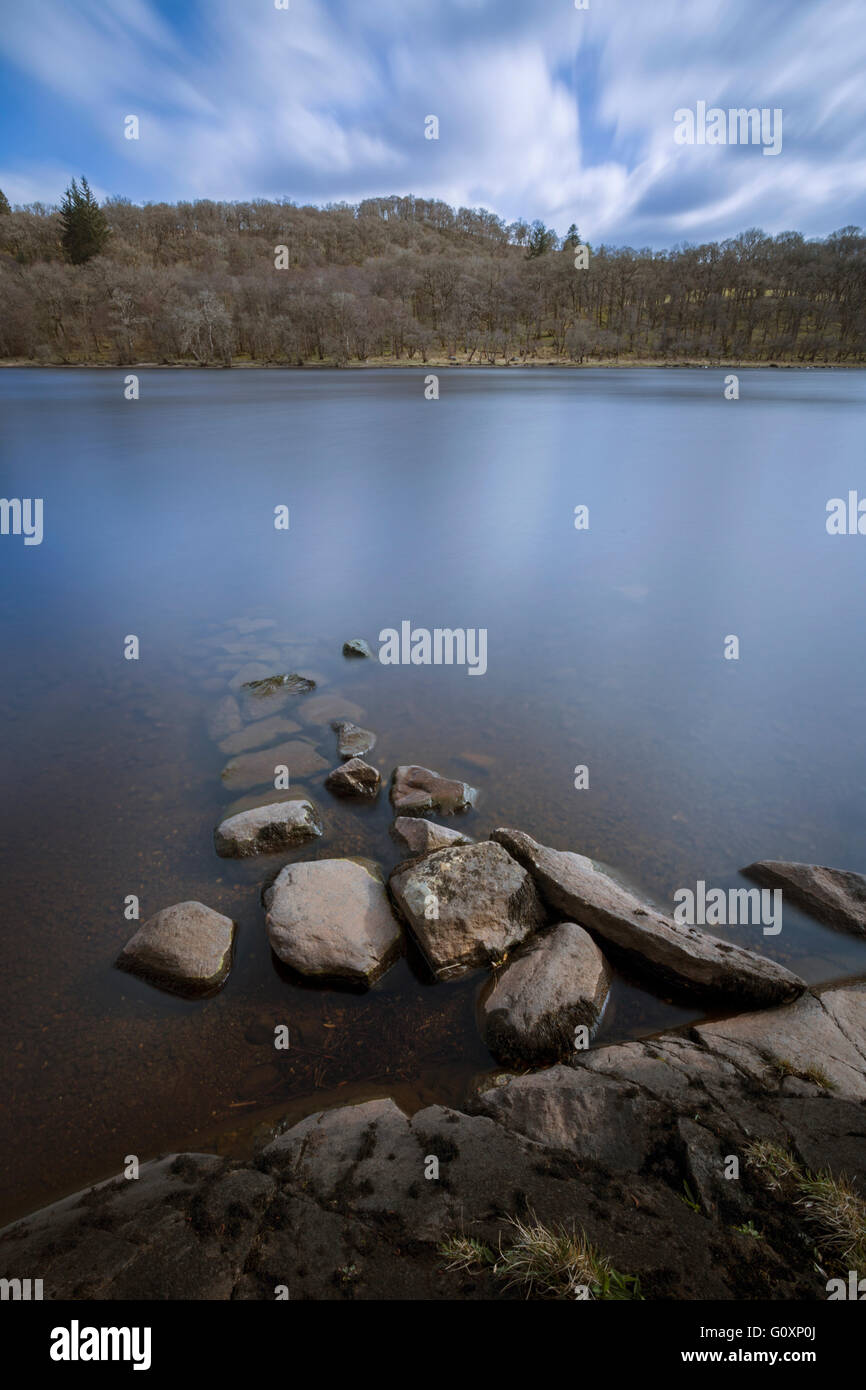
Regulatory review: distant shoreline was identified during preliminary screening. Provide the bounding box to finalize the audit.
[1,359,862,370]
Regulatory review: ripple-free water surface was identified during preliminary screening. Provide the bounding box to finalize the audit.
[2,367,866,1223]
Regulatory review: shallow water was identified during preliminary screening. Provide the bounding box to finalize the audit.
[2,366,866,1224]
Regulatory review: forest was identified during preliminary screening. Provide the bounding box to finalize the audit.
[0,185,864,366]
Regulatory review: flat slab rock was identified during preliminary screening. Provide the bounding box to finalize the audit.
[299,694,365,726]
[332,720,377,760]
[218,715,302,755]
[206,694,243,741]
[390,765,477,817]
[389,840,544,979]
[214,799,322,857]
[264,859,402,985]
[743,860,866,938]
[221,740,328,790]
[324,758,381,799]
[493,829,805,1008]
[116,902,235,997]
[391,817,473,857]
[480,922,612,1066]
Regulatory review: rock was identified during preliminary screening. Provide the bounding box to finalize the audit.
[225,618,277,635]
[390,765,478,817]
[241,689,292,721]
[694,986,866,1099]
[228,662,273,692]
[388,841,545,979]
[7,982,866,1302]
[116,902,235,997]
[479,922,612,1066]
[221,740,328,790]
[332,720,376,760]
[214,799,323,857]
[324,758,381,800]
[743,860,866,938]
[476,1064,664,1172]
[492,829,805,1008]
[390,817,473,857]
[300,694,365,726]
[206,694,243,741]
[264,859,402,985]
[243,673,316,696]
[218,715,301,755]
[342,638,374,658]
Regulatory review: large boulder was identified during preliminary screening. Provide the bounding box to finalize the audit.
[391,817,473,858]
[479,922,612,1066]
[214,799,322,857]
[264,859,402,985]
[390,765,477,817]
[493,829,804,1008]
[116,902,235,997]
[743,860,866,938]
[221,740,328,790]
[325,758,381,800]
[332,720,377,760]
[389,841,544,979]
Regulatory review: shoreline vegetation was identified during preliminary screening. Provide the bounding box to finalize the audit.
[1,186,864,368]
[2,357,863,369]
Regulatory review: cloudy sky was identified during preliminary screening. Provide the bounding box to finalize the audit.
[1,0,863,247]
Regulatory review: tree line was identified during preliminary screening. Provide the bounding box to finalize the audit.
[0,182,864,365]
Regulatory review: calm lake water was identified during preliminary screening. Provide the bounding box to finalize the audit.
[2,366,866,1224]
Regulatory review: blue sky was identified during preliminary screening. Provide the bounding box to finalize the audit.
[1,0,863,247]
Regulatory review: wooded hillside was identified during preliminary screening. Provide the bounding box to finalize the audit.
[1,191,863,365]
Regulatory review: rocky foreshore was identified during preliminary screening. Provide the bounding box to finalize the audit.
[2,979,864,1300]
[11,623,863,1300]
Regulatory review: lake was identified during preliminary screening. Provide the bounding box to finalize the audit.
[2,365,865,1225]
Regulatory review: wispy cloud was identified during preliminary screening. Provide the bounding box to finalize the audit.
[0,0,863,245]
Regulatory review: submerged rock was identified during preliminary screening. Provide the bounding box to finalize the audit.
[221,740,328,790]
[228,662,273,692]
[480,922,611,1066]
[116,902,235,997]
[492,829,805,1008]
[264,859,401,985]
[390,765,478,817]
[300,694,365,726]
[332,720,377,760]
[325,758,381,800]
[214,799,323,857]
[390,817,473,857]
[218,715,301,755]
[342,638,374,658]
[743,860,866,938]
[389,841,544,979]
[243,673,316,696]
[225,618,277,635]
[206,694,243,741]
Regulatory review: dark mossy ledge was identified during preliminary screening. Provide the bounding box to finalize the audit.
[2,979,863,1301]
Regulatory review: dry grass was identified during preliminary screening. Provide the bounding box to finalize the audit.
[439,1212,643,1300]
[745,1139,866,1270]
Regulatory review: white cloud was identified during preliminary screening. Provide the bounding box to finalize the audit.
[0,0,863,244]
